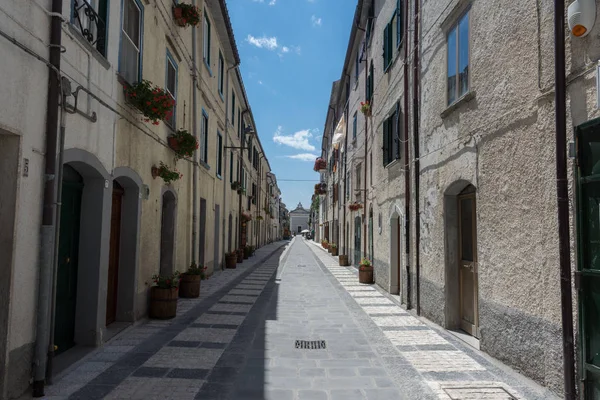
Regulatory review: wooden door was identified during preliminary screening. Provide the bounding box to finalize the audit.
[458,187,479,337]
[354,216,361,265]
[397,217,402,291]
[106,182,123,326]
[55,166,83,354]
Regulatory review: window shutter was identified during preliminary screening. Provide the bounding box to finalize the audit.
[397,0,403,47]
[383,25,389,66]
[383,118,389,166]
[394,103,400,160]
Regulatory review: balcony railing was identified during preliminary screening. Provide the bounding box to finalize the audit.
[72,0,107,56]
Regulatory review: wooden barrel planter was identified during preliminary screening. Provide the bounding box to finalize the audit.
[331,247,338,256]
[359,266,374,284]
[327,246,332,253]
[179,273,201,298]
[243,247,251,259]
[149,287,178,319]
[237,249,244,263]
[226,253,237,269]
[339,255,349,266]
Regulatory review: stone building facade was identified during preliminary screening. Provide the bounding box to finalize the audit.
[318,0,600,396]
[0,0,279,398]
[290,202,310,234]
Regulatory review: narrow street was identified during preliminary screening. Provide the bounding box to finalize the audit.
[43,238,559,400]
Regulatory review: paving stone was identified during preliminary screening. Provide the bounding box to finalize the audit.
[298,389,329,400]
[131,367,168,377]
[166,368,210,379]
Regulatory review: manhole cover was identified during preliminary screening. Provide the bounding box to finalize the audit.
[443,386,517,399]
[295,340,326,349]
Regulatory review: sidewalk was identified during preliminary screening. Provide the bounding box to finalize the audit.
[34,240,290,400]
[304,238,560,400]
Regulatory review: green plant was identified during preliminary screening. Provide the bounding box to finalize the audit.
[330,243,337,249]
[241,211,252,222]
[169,129,198,159]
[124,80,175,124]
[152,271,181,289]
[359,258,372,269]
[173,3,201,26]
[186,262,207,279]
[256,215,264,220]
[360,101,371,116]
[154,162,182,184]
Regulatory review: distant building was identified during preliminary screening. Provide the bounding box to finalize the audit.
[289,202,310,234]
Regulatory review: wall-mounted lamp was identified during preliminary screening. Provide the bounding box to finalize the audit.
[568,0,596,37]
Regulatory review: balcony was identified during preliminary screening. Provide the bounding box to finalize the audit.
[72,0,107,56]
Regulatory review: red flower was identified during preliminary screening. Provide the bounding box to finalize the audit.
[153,121,160,125]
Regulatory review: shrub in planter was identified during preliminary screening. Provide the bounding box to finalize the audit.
[168,129,198,159]
[231,181,245,194]
[172,3,201,27]
[339,254,349,266]
[348,202,363,212]
[358,258,374,284]
[149,271,180,319]
[321,239,329,249]
[124,80,175,125]
[314,183,327,195]
[225,252,237,269]
[152,162,182,185]
[236,248,244,263]
[313,157,327,172]
[330,243,338,256]
[360,101,371,116]
[243,245,252,259]
[179,263,206,298]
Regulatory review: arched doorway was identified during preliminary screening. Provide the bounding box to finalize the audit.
[160,191,177,276]
[106,181,124,326]
[390,210,401,295]
[444,181,479,338]
[55,165,83,353]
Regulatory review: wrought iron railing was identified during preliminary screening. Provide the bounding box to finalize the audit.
[72,0,107,56]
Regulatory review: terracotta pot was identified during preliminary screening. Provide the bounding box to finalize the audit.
[226,254,237,269]
[339,255,349,266]
[322,243,329,249]
[179,273,201,298]
[331,247,338,256]
[237,249,244,263]
[149,287,178,319]
[167,136,180,152]
[359,266,374,284]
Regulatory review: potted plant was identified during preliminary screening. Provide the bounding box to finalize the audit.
[243,245,252,259]
[339,254,349,266]
[314,183,327,195]
[236,248,244,263]
[172,3,201,27]
[168,129,198,159]
[225,251,237,269]
[321,239,329,249]
[313,157,327,172]
[330,243,338,256]
[360,101,371,116]
[256,215,264,221]
[349,202,363,212]
[241,211,252,222]
[124,80,175,125]
[149,271,180,319]
[231,181,245,194]
[152,162,182,185]
[359,258,374,284]
[179,263,206,298]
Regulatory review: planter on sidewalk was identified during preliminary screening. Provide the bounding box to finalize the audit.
[358,258,374,284]
[179,263,206,298]
[237,248,244,263]
[243,246,251,259]
[339,255,349,266]
[149,287,178,319]
[225,252,237,269]
[330,244,338,256]
[321,240,329,249]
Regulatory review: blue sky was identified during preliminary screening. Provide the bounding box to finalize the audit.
[227,0,355,211]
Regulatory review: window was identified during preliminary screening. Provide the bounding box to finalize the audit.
[203,11,211,67]
[165,50,177,128]
[356,164,362,192]
[218,51,224,97]
[355,54,359,85]
[366,3,374,42]
[229,151,234,183]
[252,184,257,204]
[237,109,241,137]
[447,10,470,105]
[231,91,235,125]
[382,102,401,166]
[366,62,374,102]
[216,132,223,177]
[236,159,239,181]
[383,17,394,71]
[346,172,350,199]
[71,0,108,56]
[119,0,143,83]
[370,153,373,184]
[353,112,357,140]
[200,110,209,163]
[248,142,253,161]
[397,0,403,48]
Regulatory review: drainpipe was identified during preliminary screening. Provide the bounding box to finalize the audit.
[343,77,350,257]
[403,0,411,309]
[223,62,239,266]
[412,0,421,315]
[553,0,576,398]
[33,0,63,396]
[239,108,249,252]
[363,45,369,259]
[191,0,199,263]
[328,106,336,247]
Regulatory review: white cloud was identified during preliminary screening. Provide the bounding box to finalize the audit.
[269,0,276,4]
[273,126,316,151]
[246,34,278,50]
[282,46,289,53]
[292,45,302,55]
[311,15,322,26]
[258,80,263,85]
[284,153,319,161]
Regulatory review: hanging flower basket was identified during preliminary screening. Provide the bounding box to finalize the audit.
[172,3,201,27]
[313,157,327,172]
[256,215,264,221]
[231,181,245,194]
[168,129,198,159]
[124,80,175,125]
[152,162,182,185]
[314,183,327,195]
[241,211,252,222]
[349,202,363,212]
[360,101,371,116]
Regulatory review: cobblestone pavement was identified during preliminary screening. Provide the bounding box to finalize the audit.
[39,238,559,400]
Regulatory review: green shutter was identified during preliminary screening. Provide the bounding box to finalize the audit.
[383,25,389,68]
[383,118,389,166]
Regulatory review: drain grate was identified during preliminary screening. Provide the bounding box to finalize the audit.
[295,340,326,350]
[443,386,517,399]
[297,264,306,268]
